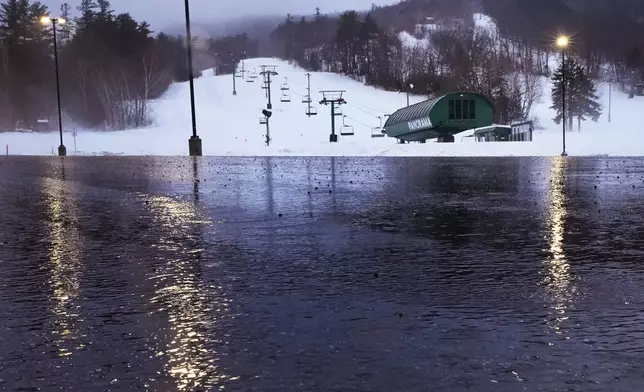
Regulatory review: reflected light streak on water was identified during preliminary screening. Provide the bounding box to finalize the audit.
[143,194,236,390]
[43,177,84,358]
[543,157,576,337]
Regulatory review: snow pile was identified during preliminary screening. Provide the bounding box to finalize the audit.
[398,30,431,49]
[0,56,642,157]
[473,13,498,37]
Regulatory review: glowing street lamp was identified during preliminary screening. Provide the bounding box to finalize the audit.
[41,16,66,156]
[556,35,569,157]
[407,83,414,107]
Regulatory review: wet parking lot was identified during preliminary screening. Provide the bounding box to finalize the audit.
[1,156,644,391]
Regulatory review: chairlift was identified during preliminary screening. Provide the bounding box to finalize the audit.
[340,115,354,136]
[280,77,290,91]
[250,69,258,79]
[334,106,343,116]
[371,115,386,138]
[302,95,312,104]
[246,71,255,82]
[261,82,268,90]
[259,116,267,125]
[280,92,291,103]
[306,106,318,116]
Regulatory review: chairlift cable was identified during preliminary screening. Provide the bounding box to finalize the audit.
[343,115,374,130]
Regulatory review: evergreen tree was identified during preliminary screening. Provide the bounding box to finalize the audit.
[551,58,601,130]
[358,14,379,81]
[336,11,360,76]
[0,0,52,129]
[75,0,95,29]
[59,3,73,43]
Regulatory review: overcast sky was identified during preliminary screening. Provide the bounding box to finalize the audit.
[41,0,397,28]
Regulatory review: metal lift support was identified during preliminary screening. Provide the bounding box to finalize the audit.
[319,90,347,143]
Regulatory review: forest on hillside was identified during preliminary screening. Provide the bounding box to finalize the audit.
[257,0,644,125]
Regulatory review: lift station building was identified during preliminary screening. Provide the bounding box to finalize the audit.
[383,92,495,143]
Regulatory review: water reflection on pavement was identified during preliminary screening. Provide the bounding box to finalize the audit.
[1,156,644,391]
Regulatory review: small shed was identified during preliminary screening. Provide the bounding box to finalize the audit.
[473,121,533,142]
[473,125,511,142]
[383,92,495,143]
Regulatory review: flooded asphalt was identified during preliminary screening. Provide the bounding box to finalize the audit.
[0,156,644,391]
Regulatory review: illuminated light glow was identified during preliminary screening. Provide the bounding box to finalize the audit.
[144,193,235,390]
[542,157,577,338]
[43,176,83,359]
[40,16,66,25]
[556,35,569,48]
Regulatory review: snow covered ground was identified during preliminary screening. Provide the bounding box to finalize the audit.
[1,56,641,157]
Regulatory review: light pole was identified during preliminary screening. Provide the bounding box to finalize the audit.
[407,83,414,107]
[556,35,569,157]
[185,0,202,156]
[40,16,66,157]
[232,54,237,96]
[608,77,613,123]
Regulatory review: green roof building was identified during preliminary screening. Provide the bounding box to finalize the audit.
[383,92,495,143]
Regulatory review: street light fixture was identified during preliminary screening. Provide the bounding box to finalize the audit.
[40,16,66,156]
[556,35,569,157]
[407,83,414,107]
[184,0,202,156]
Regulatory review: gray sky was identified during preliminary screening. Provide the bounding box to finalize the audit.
[42,0,397,28]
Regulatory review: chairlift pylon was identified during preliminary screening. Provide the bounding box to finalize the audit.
[340,115,354,136]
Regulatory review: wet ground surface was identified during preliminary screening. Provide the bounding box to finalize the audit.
[1,156,644,391]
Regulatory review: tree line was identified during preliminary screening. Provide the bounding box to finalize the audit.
[268,8,547,125]
[264,3,615,127]
[0,0,198,131]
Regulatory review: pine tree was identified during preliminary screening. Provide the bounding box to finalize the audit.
[75,0,95,29]
[0,0,52,129]
[59,3,73,43]
[335,11,360,76]
[551,58,601,131]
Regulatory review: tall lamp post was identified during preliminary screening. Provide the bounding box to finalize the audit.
[40,16,66,157]
[232,53,237,96]
[407,83,414,107]
[185,0,202,156]
[556,35,569,157]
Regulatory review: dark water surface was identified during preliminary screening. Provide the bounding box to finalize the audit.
[1,156,644,391]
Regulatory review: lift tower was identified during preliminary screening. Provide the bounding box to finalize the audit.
[319,90,347,143]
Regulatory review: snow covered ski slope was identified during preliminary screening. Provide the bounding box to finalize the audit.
[1,57,643,156]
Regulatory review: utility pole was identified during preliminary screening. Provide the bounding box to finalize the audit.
[319,90,347,143]
[556,35,569,156]
[262,109,272,146]
[184,0,201,156]
[40,16,66,156]
[232,56,237,96]
[608,79,612,123]
[260,65,278,110]
[306,73,312,117]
